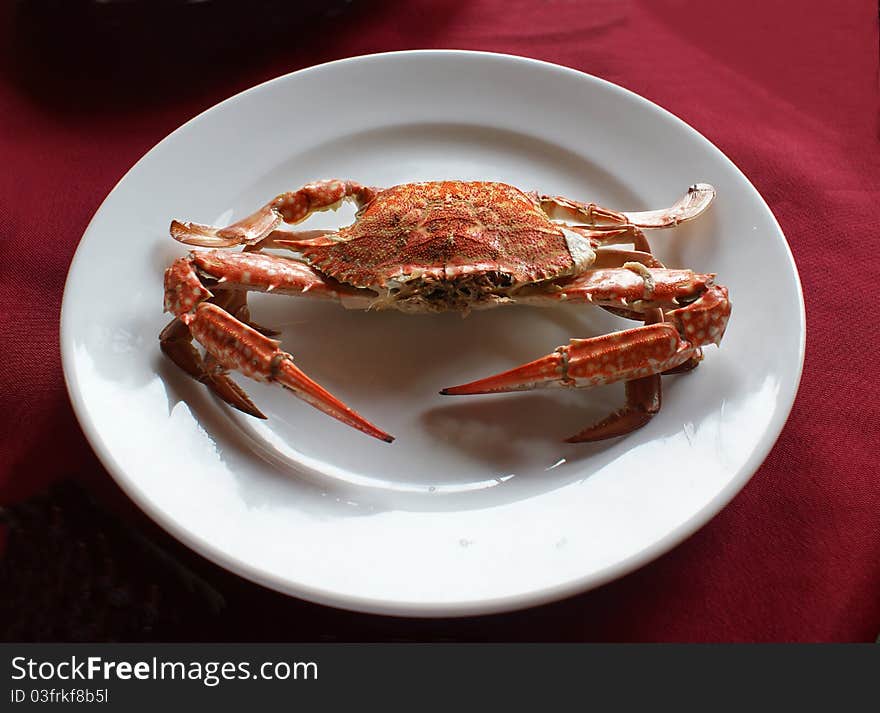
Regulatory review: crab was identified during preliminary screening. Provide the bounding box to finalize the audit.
[162,179,731,443]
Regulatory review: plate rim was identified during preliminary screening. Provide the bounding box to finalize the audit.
[60,49,806,617]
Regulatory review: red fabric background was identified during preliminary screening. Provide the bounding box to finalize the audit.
[2,0,878,641]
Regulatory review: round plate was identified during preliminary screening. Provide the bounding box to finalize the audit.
[61,51,804,617]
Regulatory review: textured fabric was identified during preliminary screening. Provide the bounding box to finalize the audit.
[1,0,878,641]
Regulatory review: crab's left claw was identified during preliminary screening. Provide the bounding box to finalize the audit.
[440,324,694,442]
[440,323,698,442]
[441,323,696,396]
[541,184,716,231]
[441,286,730,442]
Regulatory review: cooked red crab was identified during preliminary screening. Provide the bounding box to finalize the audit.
[162,180,730,443]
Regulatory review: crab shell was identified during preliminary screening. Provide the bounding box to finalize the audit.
[297,181,595,311]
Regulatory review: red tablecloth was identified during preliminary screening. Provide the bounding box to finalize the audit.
[2,0,878,641]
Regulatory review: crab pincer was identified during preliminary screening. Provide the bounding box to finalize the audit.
[162,254,393,443]
[187,304,393,442]
[441,286,730,441]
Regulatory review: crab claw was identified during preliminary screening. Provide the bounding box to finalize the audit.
[441,352,566,396]
[441,323,696,397]
[188,303,394,442]
[667,285,731,347]
[441,324,701,441]
[442,281,731,442]
[270,354,394,443]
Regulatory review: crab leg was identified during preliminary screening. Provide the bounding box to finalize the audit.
[562,224,653,252]
[245,229,336,253]
[441,323,698,395]
[519,267,717,315]
[179,250,356,298]
[170,180,379,248]
[544,183,715,254]
[540,183,715,230]
[590,248,665,269]
[562,281,732,441]
[441,286,730,441]
[622,183,717,228]
[161,252,393,442]
[166,232,340,342]
[215,289,281,337]
[566,375,663,442]
[566,308,664,443]
[160,317,266,418]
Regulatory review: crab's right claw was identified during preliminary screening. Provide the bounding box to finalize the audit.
[187,304,394,443]
[270,352,395,443]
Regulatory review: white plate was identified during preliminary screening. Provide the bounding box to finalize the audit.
[61,51,805,617]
